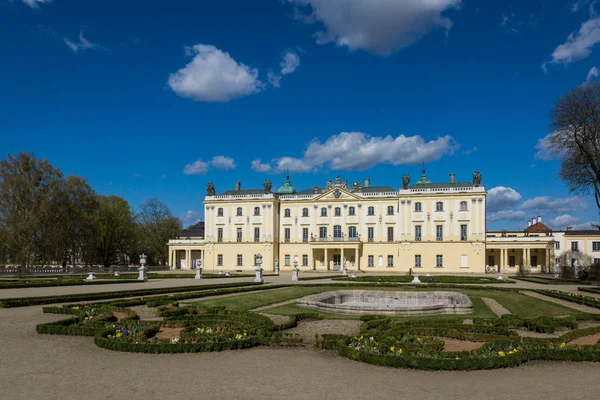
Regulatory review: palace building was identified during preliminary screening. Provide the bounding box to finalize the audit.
[168,169,492,273]
[168,170,600,274]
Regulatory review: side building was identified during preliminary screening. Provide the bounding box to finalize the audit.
[169,169,487,273]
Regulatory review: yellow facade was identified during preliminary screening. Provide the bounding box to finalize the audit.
[169,172,488,274]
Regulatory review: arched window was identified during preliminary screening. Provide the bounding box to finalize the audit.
[236,207,243,216]
[319,226,327,239]
[368,206,375,216]
[348,226,357,239]
[302,208,309,217]
[387,206,394,215]
[460,201,468,211]
[414,202,422,212]
[333,225,342,239]
[217,208,223,217]
[348,206,355,216]
[335,207,341,216]
[254,207,260,216]
[284,208,291,217]
[436,202,443,212]
[321,207,327,217]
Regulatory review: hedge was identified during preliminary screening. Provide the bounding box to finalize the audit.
[0,281,263,308]
[533,289,600,310]
[331,275,516,284]
[0,279,144,289]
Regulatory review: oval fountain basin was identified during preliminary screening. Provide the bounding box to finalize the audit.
[296,290,473,316]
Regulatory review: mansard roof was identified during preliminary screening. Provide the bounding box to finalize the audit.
[179,221,205,238]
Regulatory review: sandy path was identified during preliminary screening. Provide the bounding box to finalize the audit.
[2,306,600,400]
[521,291,600,314]
[482,298,511,317]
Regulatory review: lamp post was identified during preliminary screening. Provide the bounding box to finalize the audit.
[195,258,203,279]
[274,257,279,275]
[292,255,299,281]
[138,253,148,281]
[342,257,347,276]
[254,254,264,283]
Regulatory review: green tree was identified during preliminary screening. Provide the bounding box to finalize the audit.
[0,153,63,275]
[137,198,182,265]
[92,195,137,268]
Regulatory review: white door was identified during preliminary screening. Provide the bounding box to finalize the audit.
[461,255,468,268]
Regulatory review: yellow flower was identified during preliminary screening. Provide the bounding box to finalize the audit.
[243,332,247,337]
[398,349,403,354]
[116,332,122,338]
[389,346,395,352]
[560,342,566,349]
[498,351,505,357]
[417,338,421,342]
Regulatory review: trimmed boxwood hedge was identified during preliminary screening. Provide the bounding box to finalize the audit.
[0,279,143,289]
[534,289,600,309]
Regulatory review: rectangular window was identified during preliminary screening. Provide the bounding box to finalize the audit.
[237,228,242,243]
[387,255,394,267]
[387,226,394,242]
[436,255,443,268]
[285,255,290,266]
[368,227,374,242]
[319,227,327,240]
[460,224,467,241]
[254,227,260,242]
[217,254,223,266]
[236,254,242,266]
[594,258,600,264]
[571,242,579,252]
[509,256,516,267]
[218,228,223,243]
[593,242,600,251]
[415,225,422,241]
[368,255,374,267]
[302,228,309,243]
[555,241,560,250]
[436,225,443,241]
[531,255,538,267]
[302,254,308,266]
[302,208,309,217]
[415,255,421,268]
[285,228,291,243]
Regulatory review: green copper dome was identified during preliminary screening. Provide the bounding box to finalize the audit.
[414,166,431,185]
[277,173,297,194]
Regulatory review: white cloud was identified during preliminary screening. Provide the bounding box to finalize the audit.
[587,66,599,82]
[280,52,300,75]
[253,131,456,173]
[501,13,518,33]
[534,132,564,160]
[211,155,237,170]
[519,196,588,213]
[183,159,209,175]
[571,1,590,13]
[487,210,526,222]
[168,44,263,102]
[546,214,581,229]
[571,221,599,230]
[64,31,98,53]
[251,159,273,173]
[22,0,51,9]
[462,146,477,155]
[267,71,282,88]
[546,16,600,65]
[486,186,522,212]
[289,0,461,55]
[180,210,201,226]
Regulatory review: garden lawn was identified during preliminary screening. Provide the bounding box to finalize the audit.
[463,290,580,317]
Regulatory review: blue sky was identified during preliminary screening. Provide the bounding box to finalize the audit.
[1,0,599,230]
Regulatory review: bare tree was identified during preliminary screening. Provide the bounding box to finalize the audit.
[549,82,600,211]
[137,198,182,265]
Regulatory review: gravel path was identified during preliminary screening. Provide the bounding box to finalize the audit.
[129,305,163,321]
[521,291,600,314]
[2,306,600,400]
[482,298,511,317]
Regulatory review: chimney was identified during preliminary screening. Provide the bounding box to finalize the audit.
[364,178,370,188]
[537,216,541,223]
[528,220,532,227]
[531,218,536,226]
[449,173,455,184]
[235,182,241,191]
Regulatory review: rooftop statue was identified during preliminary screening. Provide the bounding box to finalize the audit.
[473,171,482,187]
[264,180,272,193]
[402,174,411,189]
[206,182,215,196]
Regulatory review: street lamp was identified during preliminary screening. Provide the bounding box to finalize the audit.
[342,257,347,276]
[292,255,300,281]
[254,253,264,283]
[274,256,279,275]
[138,253,148,281]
